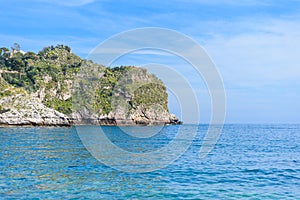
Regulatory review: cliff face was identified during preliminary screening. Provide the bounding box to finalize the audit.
[0,45,181,126]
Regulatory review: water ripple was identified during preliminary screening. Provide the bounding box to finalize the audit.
[0,124,300,199]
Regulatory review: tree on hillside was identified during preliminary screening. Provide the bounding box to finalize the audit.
[0,47,9,57]
[12,43,21,52]
[0,47,10,66]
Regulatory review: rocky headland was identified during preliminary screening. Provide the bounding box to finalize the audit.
[0,45,181,126]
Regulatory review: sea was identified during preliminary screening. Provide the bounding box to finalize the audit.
[0,124,299,199]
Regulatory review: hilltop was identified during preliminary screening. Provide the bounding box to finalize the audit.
[0,44,181,126]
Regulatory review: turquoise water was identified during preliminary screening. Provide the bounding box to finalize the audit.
[1,124,300,199]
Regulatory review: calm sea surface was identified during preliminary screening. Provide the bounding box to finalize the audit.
[0,124,299,199]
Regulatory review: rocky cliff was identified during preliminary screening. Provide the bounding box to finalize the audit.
[0,45,181,126]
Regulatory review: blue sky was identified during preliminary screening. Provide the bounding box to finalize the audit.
[1,0,300,123]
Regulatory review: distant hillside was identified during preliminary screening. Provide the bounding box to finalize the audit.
[0,44,181,126]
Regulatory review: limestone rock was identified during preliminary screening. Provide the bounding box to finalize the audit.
[0,92,69,126]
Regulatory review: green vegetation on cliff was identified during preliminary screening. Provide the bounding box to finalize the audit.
[0,44,170,118]
[0,44,82,92]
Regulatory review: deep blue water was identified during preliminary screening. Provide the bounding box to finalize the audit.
[0,124,300,199]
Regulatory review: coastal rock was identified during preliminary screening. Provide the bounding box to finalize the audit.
[0,90,181,126]
[0,93,69,126]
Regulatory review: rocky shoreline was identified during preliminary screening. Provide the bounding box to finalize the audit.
[0,118,182,127]
[0,94,182,127]
[0,116,182,127]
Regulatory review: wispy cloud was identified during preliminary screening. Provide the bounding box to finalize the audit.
[41,0,95,6]
[0,34,101,57]
[176,0,271,6]
[203,17,300,88]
